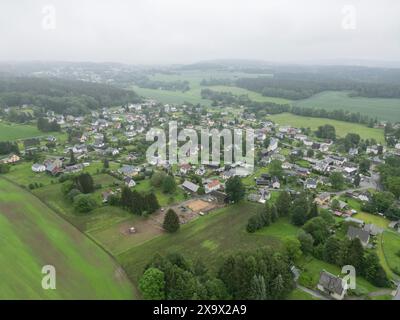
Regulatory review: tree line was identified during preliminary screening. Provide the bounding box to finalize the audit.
[0,76,141,116]
[235,72,400,100]
[138,250,294,300]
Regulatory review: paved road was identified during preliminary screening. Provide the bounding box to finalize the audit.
[296,284,329,300]
[394,284,400,300]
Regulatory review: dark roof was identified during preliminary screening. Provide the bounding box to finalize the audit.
[318,271,345,295]
[347,226,370,244]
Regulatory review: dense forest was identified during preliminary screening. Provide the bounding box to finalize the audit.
[0,76,141,115]
[236,68,400,100]
[139,250,294,300]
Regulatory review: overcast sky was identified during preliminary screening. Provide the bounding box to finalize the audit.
[1,0,400,65]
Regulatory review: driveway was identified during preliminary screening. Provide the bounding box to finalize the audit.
[296,284,330,300]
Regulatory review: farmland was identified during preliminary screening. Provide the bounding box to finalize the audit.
[294,91,400,122]
[0,122,43,141]
[0,178,135,299]
[118,202,281,285]
[131,70,283,106]
[268,113,385,143]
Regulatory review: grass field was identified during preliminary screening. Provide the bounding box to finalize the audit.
[268,113,385,143]
[381,231,400,277]
[256,218,300,240]
[135,179,186,207]
[0,122,43,141]
[294,91,400,122]
[131,70,281,106]
[118,202,282,286]
[286,288,318,300]
[208,85,292,105]
[0,178,135,299]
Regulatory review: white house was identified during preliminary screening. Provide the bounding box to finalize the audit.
[124,177,136,188]
[267,138,278,152]
[32,163,46,173]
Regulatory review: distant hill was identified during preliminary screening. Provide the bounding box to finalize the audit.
[0,76,141,115]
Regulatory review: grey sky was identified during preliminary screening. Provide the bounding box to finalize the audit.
[1,0,400,65]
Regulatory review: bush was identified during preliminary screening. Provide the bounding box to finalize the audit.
[73,194,97,213]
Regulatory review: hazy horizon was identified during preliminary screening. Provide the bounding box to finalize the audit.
[1,0,400,66]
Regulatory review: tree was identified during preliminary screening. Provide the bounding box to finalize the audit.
[329,172,345,191]
[261,204,272,226]
[162,175,176,194]
[297,231,314,255]
[249,275,267,300]
[359,158,371,174]
[269,160,283,179]
[354,174,361,187]
[386,176,400,198]
[309,202,319,219]
[315,124,336,140]
[372,191,395,213]
[145,192,160,214]
[75,173,94,194]
[331,199,340,211]
[275,191,291,217]
[0,163,10,174]
[163,209,180,233]
[73,194,97,213]
[121,186,133,209]
[385,205,400,221]
[139,267,166,300]
[363,251,389,287]
[303,217,330,245]
[151,171,167,187]
[342,238,365,273]
[271,205,279,222]
[225,176,245,203]
[344,133,361,151]
[69,149,76,165]
[284,238,302,263]
[103,158,109,169]
[204,278,230,300]
[290,194,310,226]
[323,236,343,265]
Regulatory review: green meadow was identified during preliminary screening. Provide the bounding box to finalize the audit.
[294,91,400,122]
[268,113,385,143]
[0,122,43,141]
[0,178,135,299]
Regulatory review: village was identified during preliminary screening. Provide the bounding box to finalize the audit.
[1,99,400,301]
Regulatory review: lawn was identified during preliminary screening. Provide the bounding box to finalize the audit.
[5,162,56,188]
[0,178,135,299]
[286,288,319,300]
[134,178,186,207]
[268,113,385,143]
[256,218,301,240]
[294,91,400,122]
[381,231,400,278]
[353,212,390,229]
[118,202,282,286]
[0,122,43,141]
